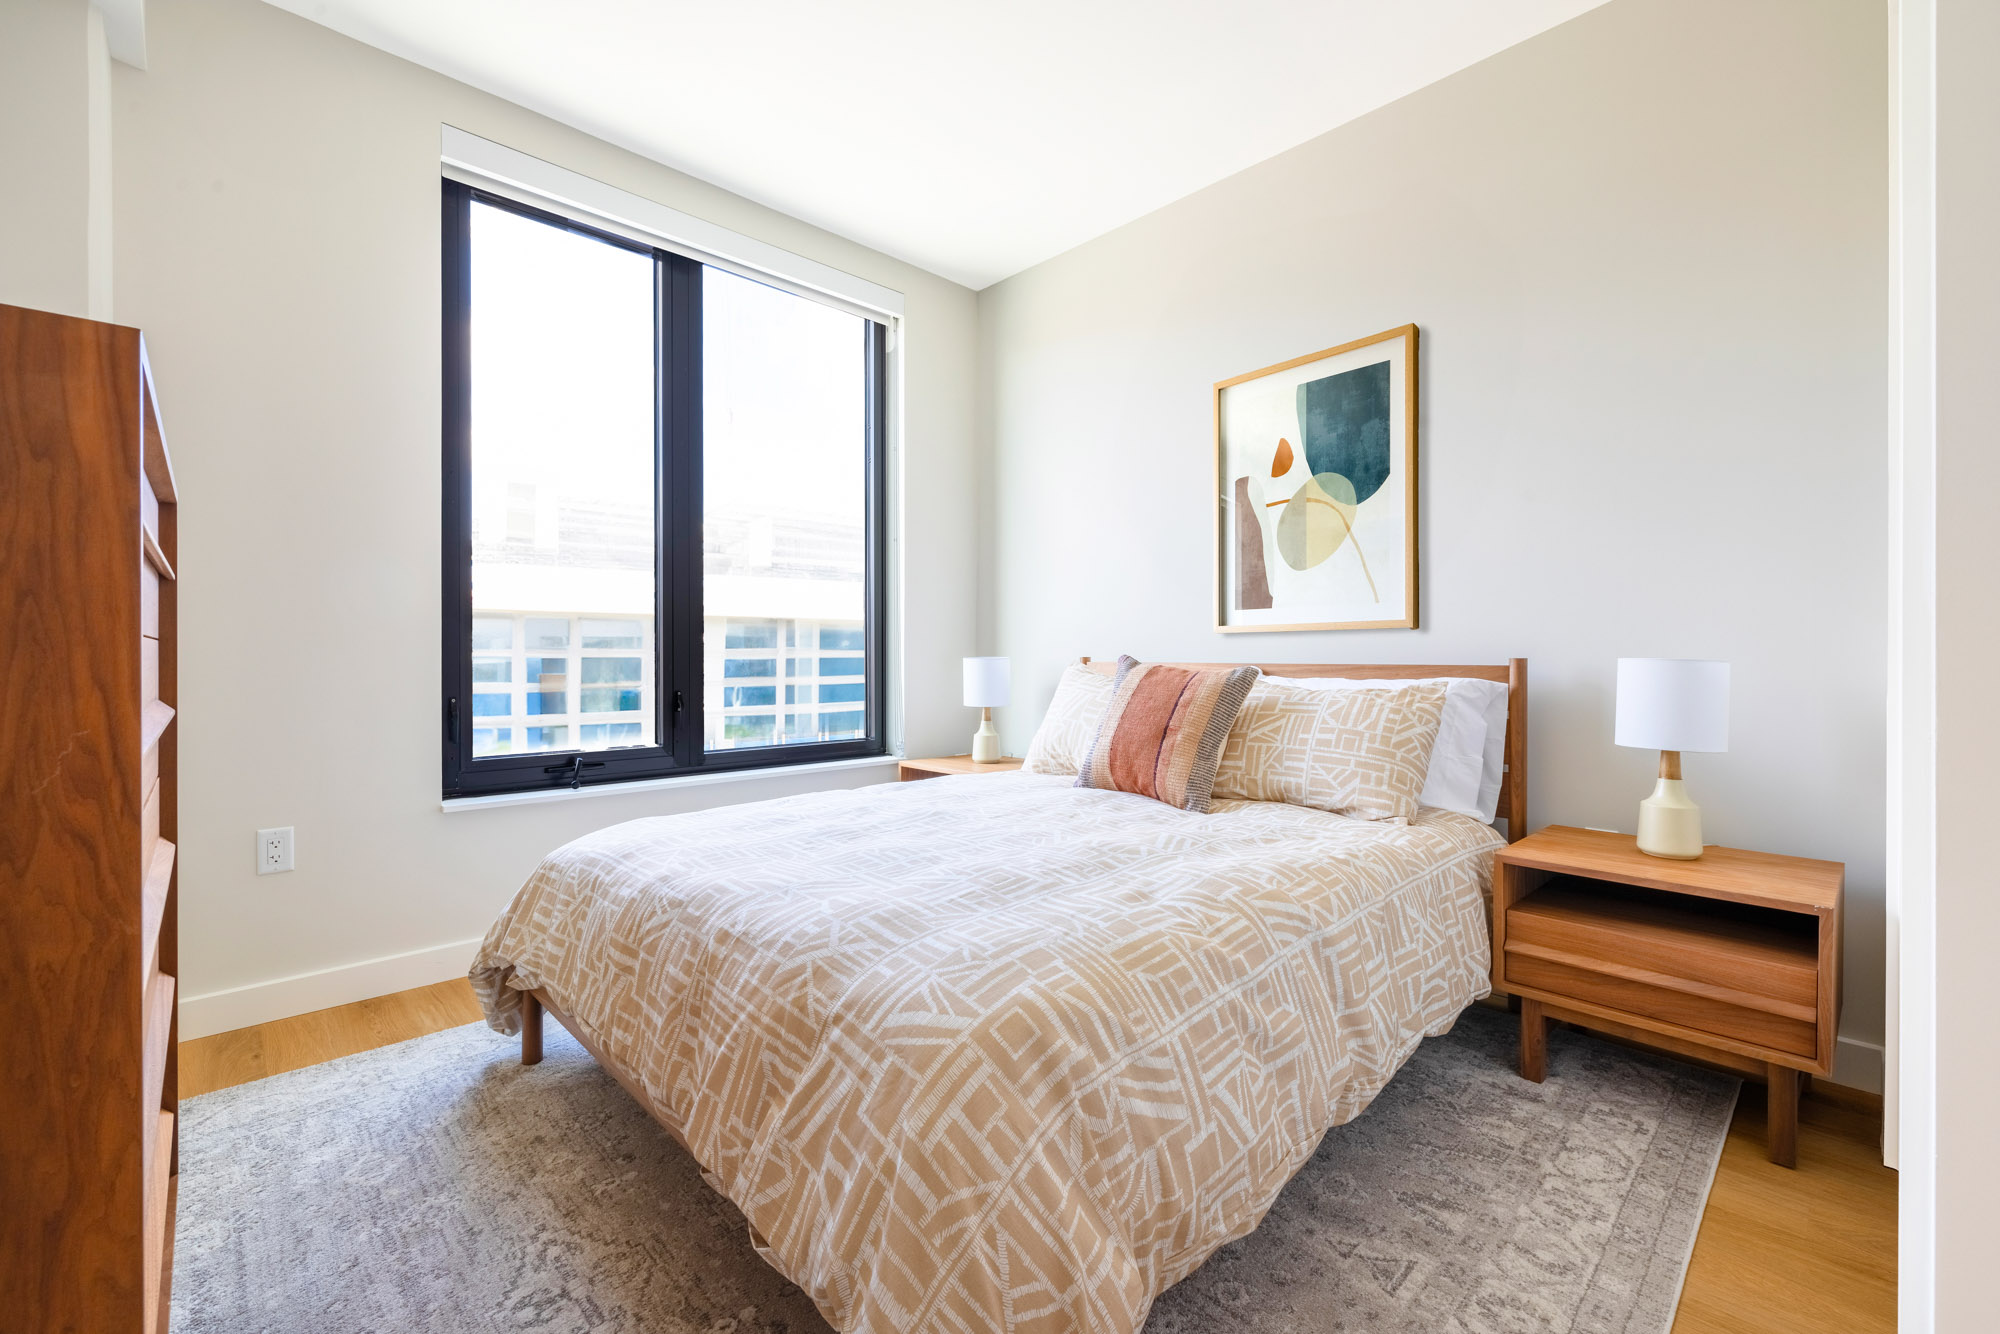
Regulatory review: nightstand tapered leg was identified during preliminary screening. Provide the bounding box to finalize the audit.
[1519,998,1547,1083]
[1767,1064,1798,1168]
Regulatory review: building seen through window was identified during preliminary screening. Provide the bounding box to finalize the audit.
[470,492,865,756]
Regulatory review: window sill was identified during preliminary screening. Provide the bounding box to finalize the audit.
[440,754,901,813]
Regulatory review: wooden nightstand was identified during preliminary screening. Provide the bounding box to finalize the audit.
[1493,825,1844,1168]
[897,754,1025,781]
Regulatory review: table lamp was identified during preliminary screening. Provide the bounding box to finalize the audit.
[1615,658,1730,859]
[963,657,1011,763]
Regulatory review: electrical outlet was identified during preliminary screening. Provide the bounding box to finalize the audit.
[257,826,294,875]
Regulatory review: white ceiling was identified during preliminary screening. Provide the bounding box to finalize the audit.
[265,0,1608,289]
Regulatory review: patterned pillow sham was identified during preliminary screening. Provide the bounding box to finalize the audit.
[1075,656,1261,813]
[1022,660,1115,775]
[1211,676,1448,821]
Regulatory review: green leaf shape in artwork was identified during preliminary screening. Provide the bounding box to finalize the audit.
[1297,361,1391,504]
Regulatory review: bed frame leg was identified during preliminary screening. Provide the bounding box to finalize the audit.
[521,991,544,1066]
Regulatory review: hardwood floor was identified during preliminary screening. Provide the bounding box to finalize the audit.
[178,979,482,1098]
[180,981,1896,1330]
[1673,1079,1897,1334]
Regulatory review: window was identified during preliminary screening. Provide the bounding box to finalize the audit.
[442,183,887,796]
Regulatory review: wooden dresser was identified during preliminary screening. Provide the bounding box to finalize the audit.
[1,304,181,1330]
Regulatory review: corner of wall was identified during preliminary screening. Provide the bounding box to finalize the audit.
[971,287,999,660]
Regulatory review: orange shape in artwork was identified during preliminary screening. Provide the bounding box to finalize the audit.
[1272,437,1294,477]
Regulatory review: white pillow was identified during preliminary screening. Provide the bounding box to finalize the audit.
[1467,682,1509,823]
[1022,661,1115,776]
[1283,677,1508,822]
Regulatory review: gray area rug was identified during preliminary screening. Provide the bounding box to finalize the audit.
[173,1005,1736,1334]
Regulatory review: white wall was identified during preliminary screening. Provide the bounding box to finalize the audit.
[108,0,979,1035]
[0,0,111,319]
[84,4,112,319]
[977,0,1889,1085]
[1932,0,2000,1322]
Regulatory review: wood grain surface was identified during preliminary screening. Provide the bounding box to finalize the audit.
[896,754,1027,780]
[0,303,164,1330]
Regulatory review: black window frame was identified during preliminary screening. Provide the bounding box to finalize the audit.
[440,180,888,799]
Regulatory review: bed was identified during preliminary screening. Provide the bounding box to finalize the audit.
[470,658,1527,1334]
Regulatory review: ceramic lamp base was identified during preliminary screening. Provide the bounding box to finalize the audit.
[1636,777,1703,859]
[970,710,1001,763]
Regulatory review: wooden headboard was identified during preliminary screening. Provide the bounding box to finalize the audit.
[1080,657,1529,842]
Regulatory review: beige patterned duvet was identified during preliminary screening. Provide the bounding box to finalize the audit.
[470,772,1502,1334]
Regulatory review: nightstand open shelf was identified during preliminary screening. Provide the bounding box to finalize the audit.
[1508,878,1821,1058]
[1494,826,1843,1167]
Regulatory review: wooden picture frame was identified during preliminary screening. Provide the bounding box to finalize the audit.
[1213,324,1418,632]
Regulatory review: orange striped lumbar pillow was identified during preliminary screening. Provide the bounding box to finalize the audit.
[1075,656,1261,812]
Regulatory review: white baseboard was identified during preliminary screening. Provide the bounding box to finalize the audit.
[178,937,485,1040]
[1833,1034,1885,1095]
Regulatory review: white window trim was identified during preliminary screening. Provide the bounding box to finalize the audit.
[441,125,904,321]
[440,754,903,812]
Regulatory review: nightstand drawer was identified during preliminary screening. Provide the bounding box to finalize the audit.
[1503,947,1818,1058]
[1502,879,1821,1059]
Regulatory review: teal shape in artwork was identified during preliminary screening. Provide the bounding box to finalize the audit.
[1297,362,1391,505]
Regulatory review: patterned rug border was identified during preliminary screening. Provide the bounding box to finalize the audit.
[176,1006,1740,1334]
[1659,1107,1729,1333]
[1577,1026,1737,1333]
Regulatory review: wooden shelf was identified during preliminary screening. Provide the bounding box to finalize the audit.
[154,1173,176,1334]
[141,778,161,879]
[141,562,161,638]
[142,971,176,1120]
[142,699,176,754]
[141,839,174,982]
[141,524,175,582]
[142,1112,174,1334]
[141,347,177,505]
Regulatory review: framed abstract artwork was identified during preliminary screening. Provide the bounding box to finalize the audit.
[1214,324,1418,632]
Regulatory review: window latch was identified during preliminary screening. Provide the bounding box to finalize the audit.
[543,755,606,790]
[673,691,684,712]
[447,696,459,744]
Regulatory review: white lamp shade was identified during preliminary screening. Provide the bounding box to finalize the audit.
[1615,658,1730,753]
[963,656,1011,709]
